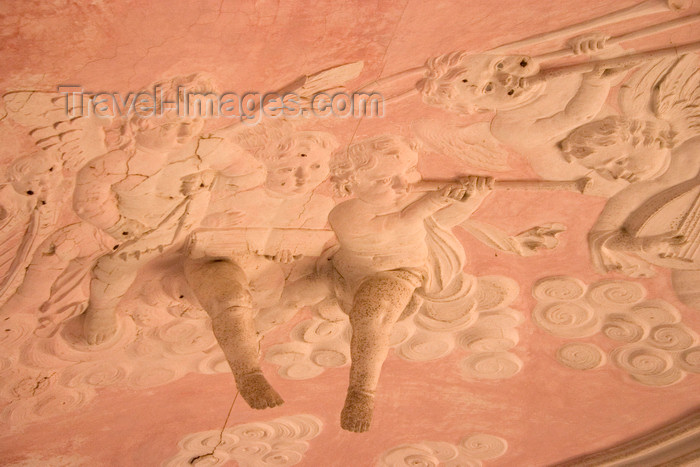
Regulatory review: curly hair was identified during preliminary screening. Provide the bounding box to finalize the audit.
[559,116,675,162]
[416,51,480,115]
[6,151,60,184]
[104,73,218,151]
[330,134,420,197]
[257,130,339,165]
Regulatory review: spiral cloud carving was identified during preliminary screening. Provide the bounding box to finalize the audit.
[378,433,507,467]
[556,343,605,370]
[460,352,523,380]
[164,414,322,467]
[586,280,645,308]
[647,324,695,351]
[532,276,699,386]
[610,345,684,386]
[601,314,647,343]
[532,302,601,338]
[265,274,524,384]
[532,276,586,302]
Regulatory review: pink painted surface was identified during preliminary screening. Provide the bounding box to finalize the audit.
[1,0,699,465]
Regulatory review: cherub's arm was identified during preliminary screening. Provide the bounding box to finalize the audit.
[72,151,134,237]
[526,68,618,141]
[214,159,266,192]
[431,176,494,227]
[397,189,456,222]
[192,138,266,193]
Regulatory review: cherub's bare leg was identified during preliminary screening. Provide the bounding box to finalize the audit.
[84,253,141,344]
[341,271,418,432]
[184,257,283,409]
[256,274,332,332]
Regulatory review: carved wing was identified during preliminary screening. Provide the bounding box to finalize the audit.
[220,118,300,158]
[213,61,364,156]
[0,194,40,303]
[618,56,678,120]
[284,61,364,98]
[652,53,700,144]
[412,119,512,172]
[2,91,108,171]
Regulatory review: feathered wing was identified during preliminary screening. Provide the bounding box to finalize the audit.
[287,61,364,98]
[618,56,678,120]
[2,91,109,171]
[218,118,301,159]
[652,53,700,144]
[412,119,512,172]
[213,61,364,157]
[0,193,39,304]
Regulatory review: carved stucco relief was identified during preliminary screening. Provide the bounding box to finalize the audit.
[377,433,508,467]
[265,275,523,381]
[163,414,322,467]
[532,276,700,386]
[0,4,698,464]
[558,408,700,466]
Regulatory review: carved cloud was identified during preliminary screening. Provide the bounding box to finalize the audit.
[378,433,508,467]
[265,275,524,382]
[532,276,699,386]
[163,414,322,467]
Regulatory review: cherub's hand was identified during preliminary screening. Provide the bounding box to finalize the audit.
[271,249,296,263]
[437,183,469,202]
[106,216,148,240]
[586,62,634,81]
[606,229,685,256]
[568,32,609,55]
[460,175,494,201]
[53,239,80,261]
[641,232,686,257]
[514,222,566,256]
[180,170,217,196]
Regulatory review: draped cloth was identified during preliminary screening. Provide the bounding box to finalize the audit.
[328,216,476,319]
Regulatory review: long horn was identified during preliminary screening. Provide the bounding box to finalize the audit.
[488,0,683,53]
[411,177,592,194]
[534,14,700,63]
[533,41,700,81]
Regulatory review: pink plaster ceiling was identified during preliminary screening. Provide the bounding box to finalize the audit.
[1,0,700,466]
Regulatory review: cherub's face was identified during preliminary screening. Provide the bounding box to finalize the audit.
[580,141,671,183]
[264,141,330,196]
[11,158,58,201]
[135,114,204,151]
[354,143,420,204]
[451,54,541,112]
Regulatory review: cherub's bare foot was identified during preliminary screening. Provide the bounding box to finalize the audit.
[83,306,117,345]
[236,372,284,409]
[340,389,374,433]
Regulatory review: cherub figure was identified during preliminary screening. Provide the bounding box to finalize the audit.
[328,135,493,432]
[559,115,674,184]
[183,130,338,410]
[73,74,264,344]
[415,48,629,179]
[562,54,700,307]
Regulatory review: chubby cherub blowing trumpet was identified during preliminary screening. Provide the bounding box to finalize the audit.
[328,134,590,432]
[328,135,497,432]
